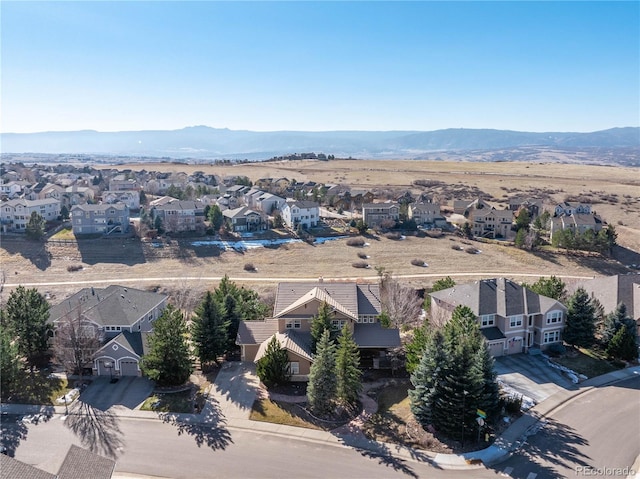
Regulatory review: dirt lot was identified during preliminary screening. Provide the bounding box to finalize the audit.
[2,159,638,302]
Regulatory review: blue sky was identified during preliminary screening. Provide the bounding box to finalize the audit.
[1,1,638,133]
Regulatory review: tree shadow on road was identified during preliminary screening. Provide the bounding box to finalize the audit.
[488,418,591,478]
[64,401,124,459]
[333,422,438,478]
[0,416,29,457]
[158,395,233,451]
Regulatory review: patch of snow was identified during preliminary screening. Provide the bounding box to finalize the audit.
[363,242,370,247]
[498,380,536,411]
[191,235,348,251]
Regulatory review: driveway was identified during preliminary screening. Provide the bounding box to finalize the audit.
[76,376,154,411]
[206,362,259,421]
[494,353,578,403]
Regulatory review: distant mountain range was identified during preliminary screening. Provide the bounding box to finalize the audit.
[1,126,638,162]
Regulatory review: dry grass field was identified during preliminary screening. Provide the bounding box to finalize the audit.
[2,159,638,301]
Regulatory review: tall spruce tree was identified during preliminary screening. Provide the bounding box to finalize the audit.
[564,288,596,348]
[603,303,636,344]
[307,329,337,417]
[310,302,333,354]
[405,323,429,374]
[2,286,52,372]
[606,325,637,360]
[191,291,229,367]
[141,305,193,386]
[256,336,290,387]
[409,305,500,443]
[335,324,362,409]
[0,323,22,401]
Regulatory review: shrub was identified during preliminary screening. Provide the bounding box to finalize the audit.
[357,252,368,259]
[465,247,481,254]
[352,261,369,269]
[67,265,83,272]
[244,263,256,272]
[546,343,566,357]
[385,232,402,240]
[451,245,463,251]
[501,394,523,414]
[411,259,427,267]
[346,238,365,247]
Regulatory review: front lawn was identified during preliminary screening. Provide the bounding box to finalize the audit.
[2,370,70,405]
[553,347,622,378]
[250,397,350,431]
[50,227,75,240]
[141,389,195,413]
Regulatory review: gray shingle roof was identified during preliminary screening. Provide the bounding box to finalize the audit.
[571,274,640,319]
[56,445,115,479]
[0,455,56,479]
[353,323,401,348]
[481,327,506,341]
[430,278,565,317]
[236,320,279,345]
[49,286,167,329]
[254,331,313,362]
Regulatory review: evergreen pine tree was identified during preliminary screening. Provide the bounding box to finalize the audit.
[405,324,429,374]
[603,303,631,343]
[25,212,46,240]
[191,291,229,367]
[307,329,337,417]
[606,326,638,361]
[564,288,596,348]
[141,305,193,386]
[335,324,362,409]
[3,286,52,372]
[256,336,290,387]
[222,294,241,350]
[0,323,22,401]
[310,302,333,354]
[409,330,446,425]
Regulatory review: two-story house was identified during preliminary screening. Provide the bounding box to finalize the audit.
[70,203,130,235]
[362,202,400,228]
[237,281,401,381]
[102,190,140,210]
[554,202,591,217]
[430,278,567,356]
[549,213,604,241]
[151,200,206,233]
[49,285,168,377]
[222,206,266,232]
[408,201,446,228]
[0,198,61,233]
[280,200,320,229]
[463,199,513,239]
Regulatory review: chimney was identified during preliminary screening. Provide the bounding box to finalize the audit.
[318,277,323,283]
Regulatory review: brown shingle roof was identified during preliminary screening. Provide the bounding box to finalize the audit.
[56,445,115,479]
[236,320,279,345]
[0,455,56,479]
[254,331,313,362]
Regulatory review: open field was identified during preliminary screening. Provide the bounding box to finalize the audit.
[2,159,638,301]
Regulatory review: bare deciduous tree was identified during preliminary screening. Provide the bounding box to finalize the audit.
[379,273,423,329]
[52,307,102,379]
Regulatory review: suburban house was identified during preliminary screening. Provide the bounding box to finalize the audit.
[568,274,640,335]
[430,278,567,356]
[509,197,543,218]
[39,183,66,202]
[463,198,513,239]
[64,185,96,207]
[109,177,140,191]
[1,445,115,479]
[223,206,266,232]
[102,190,140,210]
[70,203,130,235]
[237,281,401,381]
[554,202,591,217]
[254,192,286,214]
[49,285,168,377]
[362,202,400,228]
[550,213,604,241]
[408,201,446,228]
[150,200,206,233]
[0,198,61,233]
[280,200,320,229]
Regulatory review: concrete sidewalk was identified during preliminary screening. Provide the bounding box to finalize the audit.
[3,363,639,472]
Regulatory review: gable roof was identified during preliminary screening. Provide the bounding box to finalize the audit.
[96,331,147,358]
[0,454,56,479]
[570,274,640,319]
[273,282,381,318]
[56,445,116,479]
[254,331,313,362]
[49,285,167,328]
[223,206,261,219]
[430,278,565,317]
[275,286,358,321]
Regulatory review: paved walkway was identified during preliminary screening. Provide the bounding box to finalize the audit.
[3,363,640,474]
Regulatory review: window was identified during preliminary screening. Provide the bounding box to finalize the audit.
[288,362,299,375]
[359,315,376,323]
[285,319,301,329]
[480,314,495,327]
[331,319,347,330]
[544,330,561,344]
[509,315,523,328]
[546,311,563,324]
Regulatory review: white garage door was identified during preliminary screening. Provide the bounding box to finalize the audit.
[488,342,504,357]
[120,360,139,376]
